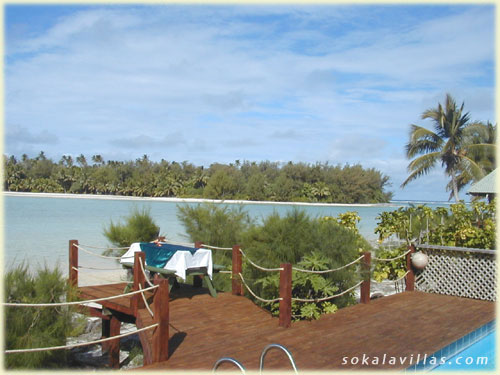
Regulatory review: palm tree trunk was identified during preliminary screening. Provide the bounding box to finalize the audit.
[451,174,460,202]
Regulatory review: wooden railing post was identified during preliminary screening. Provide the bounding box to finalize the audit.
[405,244,416,291]
[153,275,169,363]
[232,245,243,296]
[108,315,121,369]
[131,251,146,316]
[360,251,371,303]
[69,240,78,287]
[193,241,204,287]
[279,263,292,328]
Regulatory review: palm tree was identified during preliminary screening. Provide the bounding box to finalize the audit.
[451,121,496,194]
[91,154,104,166]
[402,94,495,202]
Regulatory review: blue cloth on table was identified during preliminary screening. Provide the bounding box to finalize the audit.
[139,242,198,269]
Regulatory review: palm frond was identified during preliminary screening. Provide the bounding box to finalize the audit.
[405,125,442,158]
[401,152,440,187]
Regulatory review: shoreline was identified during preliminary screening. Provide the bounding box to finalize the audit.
[2,191,401,208]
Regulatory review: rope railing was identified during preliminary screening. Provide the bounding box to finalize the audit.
[78,243,130,251]
[239,249,284,272]
[72,267,130,285]
[5,323,158,354]
[291,281,363,303]
[201,244,233,251]
[75,244,123,260]
[79,277,131,286]
[371,270,410,284]
[138,282,154,317]
[238,273,282,304]
[78,266,125,271]
[372,249,411,262]
[164,240,197,247]
[292,255,364,274]
[3,285,159,308]
[139,259,155,288]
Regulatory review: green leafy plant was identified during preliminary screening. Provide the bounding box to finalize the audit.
[372,200,496,281]
[257,252,340,321]
[4,263,81,369]
[372,245,408,282]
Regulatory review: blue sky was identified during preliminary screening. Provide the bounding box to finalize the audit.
[4,4,496,201]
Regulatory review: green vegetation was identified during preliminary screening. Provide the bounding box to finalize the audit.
[177,204,253,291]
[402,93,496,202]
[103,207,160,256]
[372,200,496,282]
[257,252,339,320]
[242,209,368,318]
[177,204,252,248]
[4,263,82,369]
[4,153,393,203]
[178,205,370,320]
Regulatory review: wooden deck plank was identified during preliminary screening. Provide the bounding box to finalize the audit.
[76,282,494,371]
[79,283,133,315]
[141,290,494,371]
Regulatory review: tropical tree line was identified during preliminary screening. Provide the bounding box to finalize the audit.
[402,93,496,201]
[3,153,393,203]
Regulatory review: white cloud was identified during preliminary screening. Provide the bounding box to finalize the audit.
[4,5,494,201]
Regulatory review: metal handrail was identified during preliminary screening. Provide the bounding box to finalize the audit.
[259,344,298,374]
[416,243,496,255]
[212,357,246,374]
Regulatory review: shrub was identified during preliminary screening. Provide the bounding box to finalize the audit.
[242,209,370,313]
[177,205,371,318]
[372,200,496,281]
[257,252,339,320]
[4,263,80,369]
[177,203,252,247]
[177,203,253,291]
[103,207,160,256]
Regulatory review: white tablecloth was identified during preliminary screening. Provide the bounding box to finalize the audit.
[120,243,213,281]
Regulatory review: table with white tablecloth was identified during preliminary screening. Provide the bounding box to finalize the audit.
[120,242,213,281]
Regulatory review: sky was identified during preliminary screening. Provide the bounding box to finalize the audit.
[3,3,496,202]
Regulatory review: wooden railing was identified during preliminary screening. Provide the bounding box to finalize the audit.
[68,240,169,367]
[69,240,417,333]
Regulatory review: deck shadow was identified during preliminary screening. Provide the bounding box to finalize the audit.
[169,283,219,300]
[168,332,187,357]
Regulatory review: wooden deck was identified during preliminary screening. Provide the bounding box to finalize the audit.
[79,283,137,315]
[142,287,494,371]
[78,283,495,371]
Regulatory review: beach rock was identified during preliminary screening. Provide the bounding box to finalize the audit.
[70,345,129,368]
[122,353,144,369]
[67,316,143,369]
[370,292,385,299]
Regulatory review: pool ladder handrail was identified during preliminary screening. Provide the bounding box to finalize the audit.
[212,344,298,374]
[212,357,246,374]
[259,344,298,375]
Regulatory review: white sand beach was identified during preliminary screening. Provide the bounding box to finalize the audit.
[3,191,399,207]
[77,268,130,287]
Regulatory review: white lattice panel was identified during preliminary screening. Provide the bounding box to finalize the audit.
[415,249,496,301]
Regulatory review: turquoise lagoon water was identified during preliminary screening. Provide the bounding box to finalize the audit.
[3,194,450,273]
